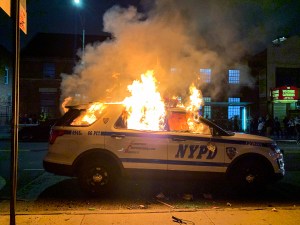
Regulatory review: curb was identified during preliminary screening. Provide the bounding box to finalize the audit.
[1,206,300,216]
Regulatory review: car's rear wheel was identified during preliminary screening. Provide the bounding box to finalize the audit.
[228,157,272,192]
[78,159,118,196]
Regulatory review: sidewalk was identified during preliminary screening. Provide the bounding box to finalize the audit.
[1,207,300,225]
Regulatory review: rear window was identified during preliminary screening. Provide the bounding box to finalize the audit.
[56,109,84,126]
[56,103,106,126]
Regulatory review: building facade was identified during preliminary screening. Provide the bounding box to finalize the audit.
[0,45,12,125]
[20,32,110,121]
[250,36,300,123]
[198,65,258,132]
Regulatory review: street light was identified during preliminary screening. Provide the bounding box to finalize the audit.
[73,0,85,56]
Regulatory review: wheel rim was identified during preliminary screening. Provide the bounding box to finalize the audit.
[88,167,109,188]
[245,174,255,183]
[241,165,264,186]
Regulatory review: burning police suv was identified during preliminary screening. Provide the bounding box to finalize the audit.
[43,102,285,196]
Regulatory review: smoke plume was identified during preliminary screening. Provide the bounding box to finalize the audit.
[61,0,261,107]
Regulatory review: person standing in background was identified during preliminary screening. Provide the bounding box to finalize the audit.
[265,114,273,137]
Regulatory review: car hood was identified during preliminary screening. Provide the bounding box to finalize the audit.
[230,132,273,143]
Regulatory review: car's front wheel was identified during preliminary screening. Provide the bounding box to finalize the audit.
[78,159,118,196]
[228,157,272,192]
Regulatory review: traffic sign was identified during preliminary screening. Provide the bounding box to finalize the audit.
[0,0,11,16]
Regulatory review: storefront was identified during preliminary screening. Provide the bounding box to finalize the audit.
[271,86,300,120]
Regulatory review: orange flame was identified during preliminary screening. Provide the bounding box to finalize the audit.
[122,70,166,131]
[185,83,204,133]
[61,97,73,113]
[71,102,106,126]
[60,72,205,131]
[186,83,203,112]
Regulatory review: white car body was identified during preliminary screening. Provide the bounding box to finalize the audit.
[43,103,285,195]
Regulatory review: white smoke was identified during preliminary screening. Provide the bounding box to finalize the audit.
[60,0,260,107]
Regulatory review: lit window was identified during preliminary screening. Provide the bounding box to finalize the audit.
[4,67,8,85]
[228,97,240,102]
[200,69,211,83]
[203,97,211,119]
[203,97,211,102]
[43,63,55,79]
[228,69,240,84]
[228,97,240,119]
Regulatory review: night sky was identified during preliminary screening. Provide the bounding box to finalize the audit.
[1,0,300,53]
[0,0,145,49]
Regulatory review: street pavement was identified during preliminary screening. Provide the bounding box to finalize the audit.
[0,207,300,225]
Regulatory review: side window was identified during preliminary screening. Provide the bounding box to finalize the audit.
[115,110,128,129]
[191,122,211,135]
[166,111,189,132]
[166,111,211,135]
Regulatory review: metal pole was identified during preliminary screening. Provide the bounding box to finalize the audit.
[10,0,20,224]
[82,28,85,55]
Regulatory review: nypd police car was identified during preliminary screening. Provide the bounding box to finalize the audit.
[43,103,285,195]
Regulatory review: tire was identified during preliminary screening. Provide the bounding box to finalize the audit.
[78,158,118,196]
[228,157,272,193]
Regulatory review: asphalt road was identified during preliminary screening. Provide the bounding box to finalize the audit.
[0,140,300,212]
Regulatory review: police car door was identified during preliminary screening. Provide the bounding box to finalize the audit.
[105,129,168,172]
[167,117,225,173]
[103,107,168,173]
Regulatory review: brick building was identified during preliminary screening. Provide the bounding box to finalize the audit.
[20,32,110,120]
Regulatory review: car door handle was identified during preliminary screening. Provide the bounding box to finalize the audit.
[111,134,125,139]
[172,137,186,142]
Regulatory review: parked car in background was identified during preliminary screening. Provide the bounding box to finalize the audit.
[19,119,57,142]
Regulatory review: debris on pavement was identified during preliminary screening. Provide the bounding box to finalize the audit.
[203,193,213,199]
[156,192,166,199]
[172,216,195,224]
[156,199,175,209]
[139,204,147,209]
[226,202,232,207]
[182,194,193,201]
[272,208,278,212]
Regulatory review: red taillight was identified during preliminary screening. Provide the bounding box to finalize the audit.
[49,129,65,144]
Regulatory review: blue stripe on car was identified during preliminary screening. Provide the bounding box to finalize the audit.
[121,158,229,167]
[101,131,271,147]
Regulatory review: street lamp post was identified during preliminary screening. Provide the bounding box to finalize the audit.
[73,0,85,56]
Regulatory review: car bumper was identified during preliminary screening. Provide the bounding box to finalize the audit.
[43,160,74,176]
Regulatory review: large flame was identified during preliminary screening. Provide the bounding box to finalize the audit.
[122,70,166,131]
[60,71,205,133]
[186,83,203,112]
[185,83,204,133]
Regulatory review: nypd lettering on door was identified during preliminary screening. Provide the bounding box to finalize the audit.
[175,144,217,159]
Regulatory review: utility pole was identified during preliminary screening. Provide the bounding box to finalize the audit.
[10,0,20,224]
